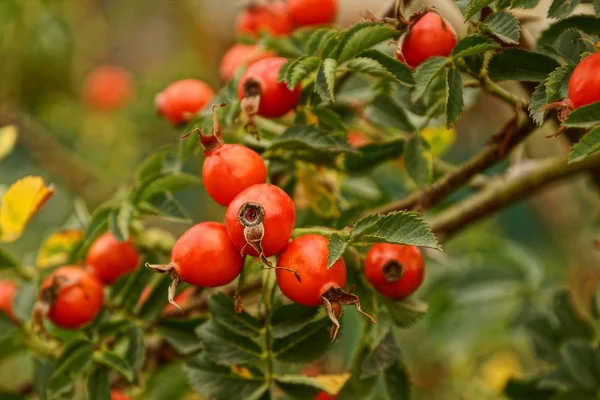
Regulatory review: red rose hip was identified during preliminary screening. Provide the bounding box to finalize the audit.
[364,243,425,299]
[288,0,337,27]
[83,65,134,111]
[156,79,214,125]
[398,12,457,68]
[0,280,18,322]
[566,52,600,109]
[236,1,293,38]
[86,232,140,285]
[220,44,275,81]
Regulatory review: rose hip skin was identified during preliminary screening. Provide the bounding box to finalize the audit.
[399,12,457,68]
[171,222,244,287]
[203,143,268,206]
[567,53,600,109]
[40,266,104,329]
[83,65,134,111]
[0,280,17,322]
[347,131,371,149]
[236,1,293,38]
[111,390,131,400]
[86,232,140,285]
[288,0,337,26]
[315,392,337,400]
[226,183,296,257]
[220,44,274,81]
[276,235,346,306]
[364,243,424,299]
[238,57,301,118]
[156,79,214,125]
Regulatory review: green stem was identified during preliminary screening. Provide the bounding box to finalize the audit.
[262,270,277,388]
[292,226,348,238]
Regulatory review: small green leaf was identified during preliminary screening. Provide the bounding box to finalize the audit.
[445,67,464,127]
[365,95,416,133]
[0,248,18,269]
[353,211,440,249]
[405,135,433,187]
[361,331,399,379]
[112,264,151,311]
[488,49,560,82]
[336,22,399,63]
[315,58,337,102]
[538,16,600,45]
[384,361,411,400]
[140,191,191,223]
[52,339,94,381]
[338,344,378,399]
[483,11,521,44]
[137,275,171,320]
[0,313,16,340]
[384,298,429,328]
[548,0,580,19]
[327,232,348,268]
[305,28,333,55]
[140,173,202,201]
[503,378,556,400]
[87,368,111,400]
[451,34,500,59]
[553,290,595,341]
[209,293,261,338]
[347,50,414,85]
[108,202,134,242]
[529,83,548,126]
[595,0,600,14]
[344,138,406,173]
[310,107,347,133]
[275,375,329,399]
[271,303,320,339]
[545,65,574,103]
[197,320,263,365]
[273,318,331,364]
[71,205,112,262]
[569,127,600,163]
[94,351,134,382]
[286,56,321,89]
[551,30,594,65]
[135,146,178,183]
[552,390,598,400]
[511,0,541,8]
[411,57,449,102]
[184,354,268,400]
[125,326,145,380]
[33,359,53,400]
[464,0,495,21]
[158,317,206,355]
[559,340,600,390]
[564,102,600,129]
[13,281,37,323]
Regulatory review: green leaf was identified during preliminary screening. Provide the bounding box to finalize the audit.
[87,368,111,400]
[141,191,191,223]
[135,146,178,183]
[345,138,406,173]
[538,16,600,45]
[33,359,53,400]
[158,317,206,355]
[71,205,112,262]
[94,351,134,383]
[184,354,268,400]
[273,318,331,363]
[511,0,541,8]
[125,326,145,380]
[595,0,600,14]
[347,50,414,85]
[552,390,599,400]
[354,211,440,249]
[310,107,347,133]
[365,95,416,133]
[271,303,320,339]
[548,0,580,19]
[0,248,18,269]
[405,135,433,187]
[315,58,338,102]
[384,298,429,328]
[327,232,349,268]
[483,11,521,44]
[384,361,411,400]
[209,293,261,338]
[286,57,321,89]
[137,275,171,320]
[445,67,464,127]
[545,65,574,103]
[108,202,134,242]
[451,34,500,59]
[112,264,151,311]
[411,57,449,102]
[51,339,94,381]
[551,30,593,65]
[338,344,378,399]
[569,127,600,163]
[564,102,600,129]
[559,340,600,390]
[0,313,16,340]
[140,173,202,201]
[361,331,399,379]
[350,214,380,239]
[336,22,399,63]
[12,281,37,323]
[197,320,263,365]
[488,49,560,82]
[305,28,333,55]
[503,378,556,400]
[553,290,595,341]
[529,83,548,126]
[464,0,495,21]
[265,125,356,165]
[275,375,329,399]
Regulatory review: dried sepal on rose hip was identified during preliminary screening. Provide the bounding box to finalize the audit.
[364,243,425,300]
[33,266,104,332]
[236,0,293,38]
[85,232,140,285]
[276,235,376,341]
[146,222,243,311]
[0,280,18,323]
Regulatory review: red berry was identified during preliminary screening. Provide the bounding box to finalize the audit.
[226,183,296,257]
[567,52,600,109]
[39,266,104,329]
[238,57,301,118]
[156,79,214,125]
[276,235,346,307]
[399,12,457,68]
[347,131,371,148]
[202,142,268,206]
[83,65,134,111]
[288,0,337,27]
[364,243,424,299]
[0,280,17,322]
[220,44,275,81]
[111,390,131,400]
[315,392,337,400]
[86,232,140,285]
[236,1,293,38]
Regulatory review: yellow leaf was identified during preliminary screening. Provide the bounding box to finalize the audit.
[297,165,340,219]
[422,126,456,157]
[36,229,83,268]
[313,373,351,394]
[0,125,18,162]
[0,176,54,242]
[479,351,523,393]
